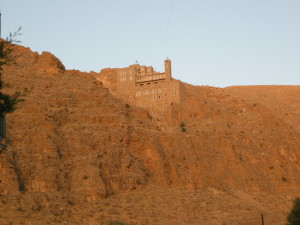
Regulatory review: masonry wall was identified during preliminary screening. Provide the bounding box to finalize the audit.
[134,80,182,110]
[102,60,185,112]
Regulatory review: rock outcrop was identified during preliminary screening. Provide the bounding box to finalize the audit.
[0,43,299,224]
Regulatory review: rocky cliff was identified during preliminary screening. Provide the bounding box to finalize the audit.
[0,43,299,225]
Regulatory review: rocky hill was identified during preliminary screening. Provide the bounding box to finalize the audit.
[0,43,299,225]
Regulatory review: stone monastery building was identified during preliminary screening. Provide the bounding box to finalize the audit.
[99,60,185,111]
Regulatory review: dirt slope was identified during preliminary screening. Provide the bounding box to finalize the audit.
[0,43,299,225]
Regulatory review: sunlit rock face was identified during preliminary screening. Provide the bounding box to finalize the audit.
[0,43,299,225]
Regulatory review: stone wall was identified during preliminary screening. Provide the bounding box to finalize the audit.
[99,60,185,111]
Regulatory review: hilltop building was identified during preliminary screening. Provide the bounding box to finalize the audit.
[98,59,185,111]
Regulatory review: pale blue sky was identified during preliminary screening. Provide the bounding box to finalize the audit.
[1,0,300,87]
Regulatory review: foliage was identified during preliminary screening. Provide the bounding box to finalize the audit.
[0,27,26,118]
[287,198,300,225]
[5,27,22,43]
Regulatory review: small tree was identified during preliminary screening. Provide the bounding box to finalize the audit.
[287,198,300,225]
[0,27,26,143]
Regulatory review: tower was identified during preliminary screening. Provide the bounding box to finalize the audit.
[164,59,172,81]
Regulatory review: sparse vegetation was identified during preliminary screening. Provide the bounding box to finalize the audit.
[108,221,131,225]
[180,122,186,132]
[286,198,300,225]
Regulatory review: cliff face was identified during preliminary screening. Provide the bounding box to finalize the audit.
[0,43,299,224]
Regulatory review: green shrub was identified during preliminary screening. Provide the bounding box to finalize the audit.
[0,27,28,144]
[180,122,186,132]
[287,198,300,225]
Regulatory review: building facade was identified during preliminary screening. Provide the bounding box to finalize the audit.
[99,60,185,112]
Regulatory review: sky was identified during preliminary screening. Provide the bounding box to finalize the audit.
[1,0,300,87]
